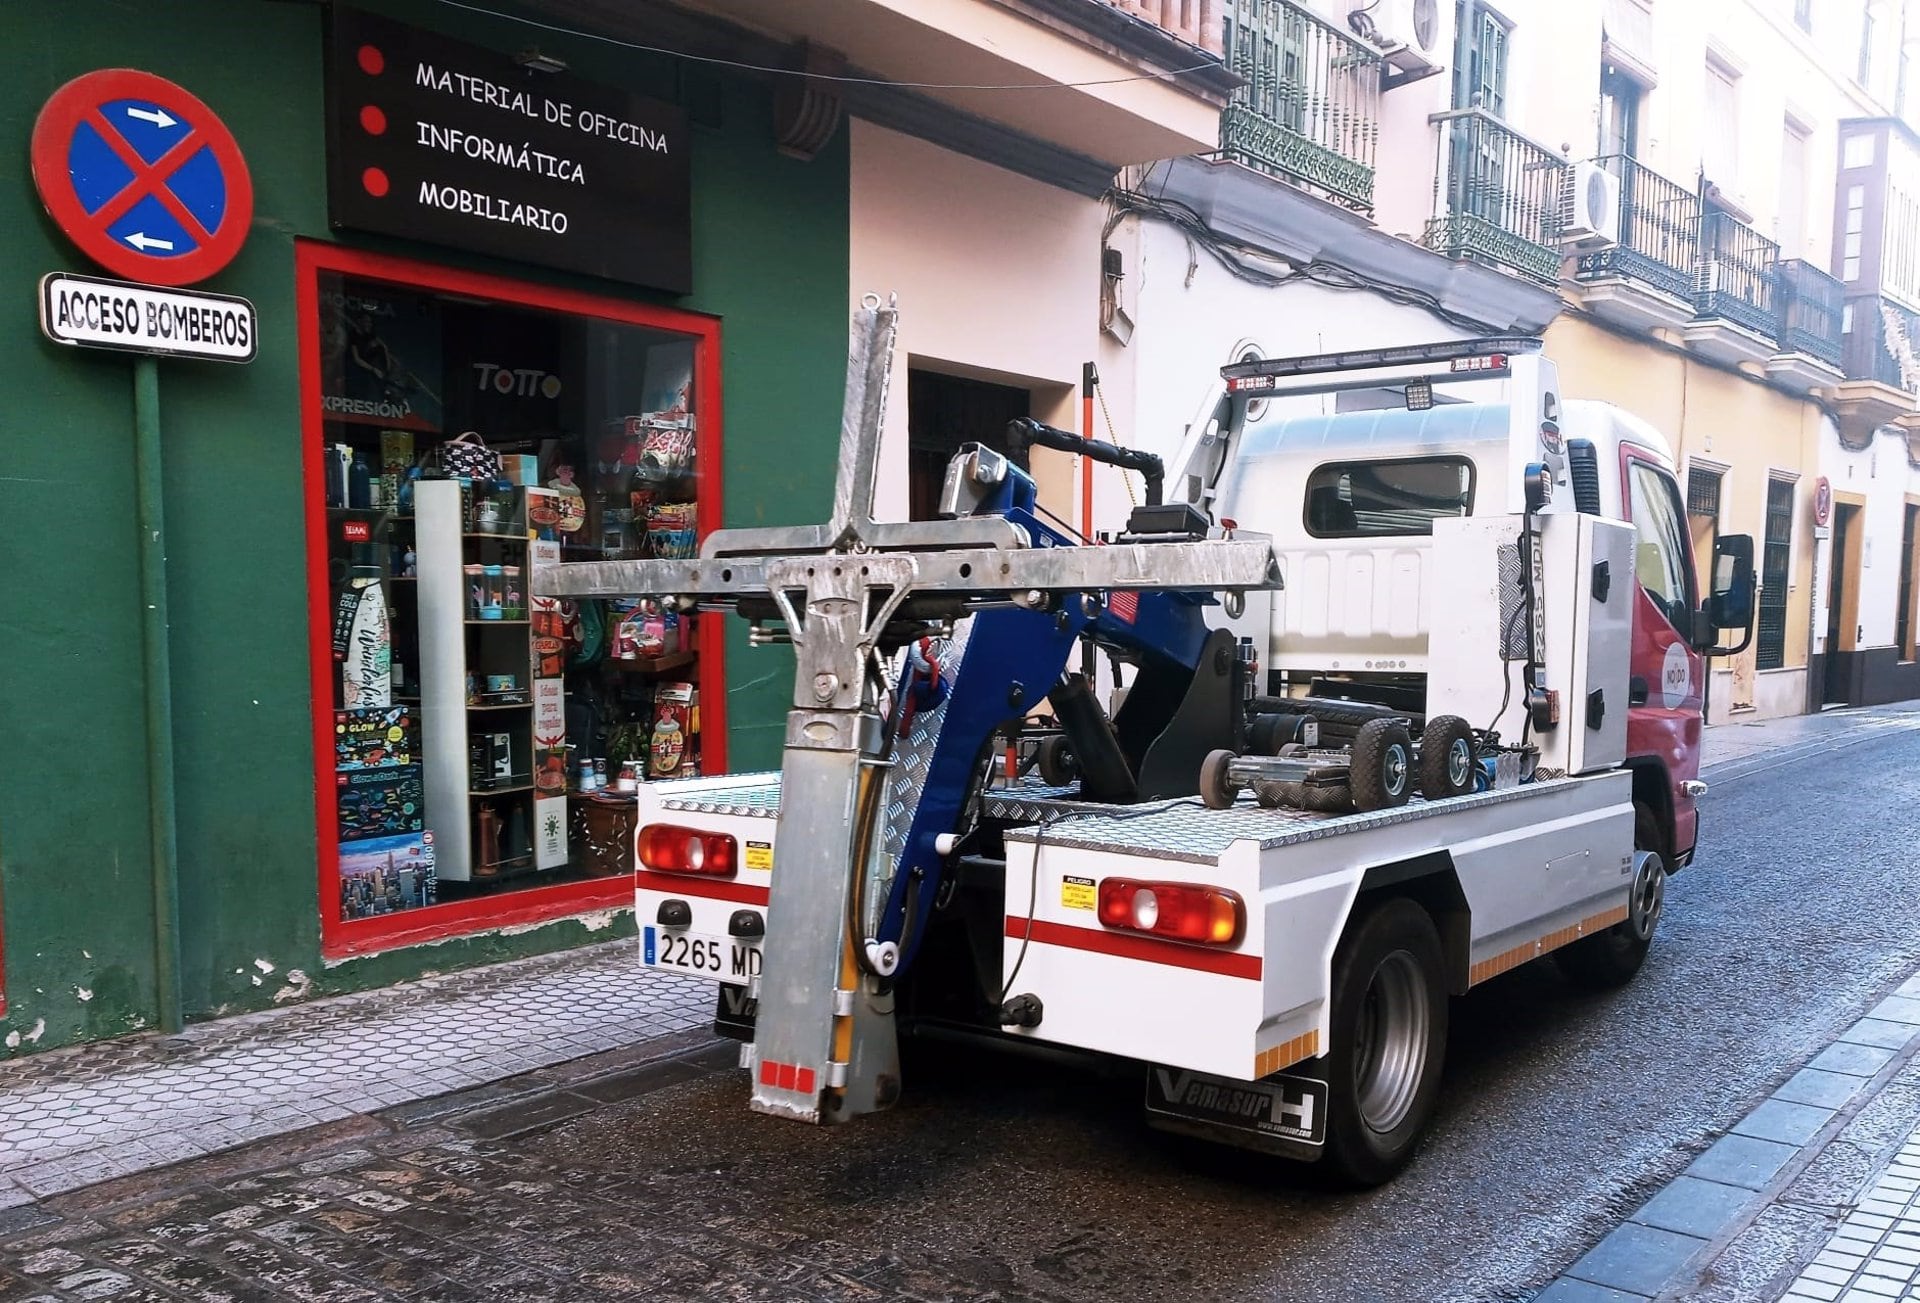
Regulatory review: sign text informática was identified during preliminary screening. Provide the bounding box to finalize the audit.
[326,8,692,293]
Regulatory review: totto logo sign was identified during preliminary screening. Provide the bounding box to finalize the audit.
[473,363,562,399]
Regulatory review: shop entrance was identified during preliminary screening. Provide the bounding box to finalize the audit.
[906,369,1030,521]
[298,243,724,958]
[1825,501,1862,706]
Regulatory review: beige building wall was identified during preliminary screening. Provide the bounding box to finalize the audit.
[1547,315,1819,720]
[848,119,1101,524]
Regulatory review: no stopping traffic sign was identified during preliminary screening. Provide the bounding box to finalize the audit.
[31,68,254,286]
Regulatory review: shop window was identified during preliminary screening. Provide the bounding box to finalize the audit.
[1757,477,1795,670]
[1302,457,1474,537]
[300,244,723,956]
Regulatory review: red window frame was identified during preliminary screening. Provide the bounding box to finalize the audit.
[296,240,727,959]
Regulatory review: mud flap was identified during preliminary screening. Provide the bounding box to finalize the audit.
[1143,1064,1329,1163]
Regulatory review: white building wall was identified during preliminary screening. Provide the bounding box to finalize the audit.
[848,120,1103,523]
[1092,215,1490,536]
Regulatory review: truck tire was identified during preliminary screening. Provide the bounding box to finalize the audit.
[1417,716,1476,800]
[1349,720,1413,812]
[1036,735,1079,787]
[1321,896,1449,1187]
[1557,804,1667,989]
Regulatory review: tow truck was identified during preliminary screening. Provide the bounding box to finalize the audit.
[536,302,1757,1185]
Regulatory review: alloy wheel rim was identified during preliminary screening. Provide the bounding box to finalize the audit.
[1353,949,1428,1133]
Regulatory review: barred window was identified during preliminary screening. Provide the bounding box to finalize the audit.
[1756,477,1795,670]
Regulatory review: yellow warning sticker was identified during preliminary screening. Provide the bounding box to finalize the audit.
[1061,875,1096,911]
[745,841,773,871]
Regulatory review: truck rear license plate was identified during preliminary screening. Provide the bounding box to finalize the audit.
[642,927,762,981]
[1145,1066,1328,1146]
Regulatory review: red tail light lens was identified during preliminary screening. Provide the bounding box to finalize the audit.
[1097,878,1244,947]
[638,824,738,877]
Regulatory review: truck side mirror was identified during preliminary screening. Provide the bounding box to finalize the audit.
[1700,534,1756,656]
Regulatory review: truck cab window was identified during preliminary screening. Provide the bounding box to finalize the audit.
[1628,462,1694,629]
[1302,457,1474,537]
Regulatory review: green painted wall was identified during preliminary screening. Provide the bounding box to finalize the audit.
[0,0,847,1054]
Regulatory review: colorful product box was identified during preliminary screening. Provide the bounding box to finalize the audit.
[336,764,425,839]
[649,681,699,780]
[339,831,438,920]
[335,704,416,772]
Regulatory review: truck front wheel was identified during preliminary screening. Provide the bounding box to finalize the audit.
[1556,804,1666,989]
[1320,897,1449,1187]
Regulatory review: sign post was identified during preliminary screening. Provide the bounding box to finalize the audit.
[30,68,256,1036]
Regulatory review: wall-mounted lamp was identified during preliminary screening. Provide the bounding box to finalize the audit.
[515,47,568,75]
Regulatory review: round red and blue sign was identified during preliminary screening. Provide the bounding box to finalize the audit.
[30,68,253,287]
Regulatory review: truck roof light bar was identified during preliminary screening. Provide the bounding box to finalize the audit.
[1220,336,1544,387]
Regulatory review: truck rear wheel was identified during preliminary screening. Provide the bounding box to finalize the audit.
[1321,897,1448,1187]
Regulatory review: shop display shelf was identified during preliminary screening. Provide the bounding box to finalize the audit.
[466,701,533,712]
[464,618,531,625]
[610,651,696,675]
[463,532,529,542]
[468,782,535,797]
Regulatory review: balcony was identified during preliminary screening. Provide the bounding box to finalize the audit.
[1834,294,1920,442]
[1684,210,1780,367]
[653,0,1238,169]
[1424,108,1568,285]
[1572,155,1699,333]
[1102,0,1225,54]
[1219,0,1383,212]
[1768,259,1846,390]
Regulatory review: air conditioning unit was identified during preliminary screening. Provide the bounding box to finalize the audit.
[1349,0,1441,57]
[1559,161,1623,250]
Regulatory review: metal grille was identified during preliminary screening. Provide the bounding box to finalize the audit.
[1696,210,1781,339]
[1757,477,1795,671]
[1775,259,1845,366]
[1424,108,1568,284]
[1687,465,1722,519]
[1575,155,1700,302]
[659,775,784,819]
[1568,440,1602,514]
[1220,0,1384,212]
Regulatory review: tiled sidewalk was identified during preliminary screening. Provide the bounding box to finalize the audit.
[1536,972,1920,1302]
[0,941,706,1208]
[1780,1108,1920,1303]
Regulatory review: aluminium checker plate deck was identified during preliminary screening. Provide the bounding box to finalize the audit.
[646,771,1584,867]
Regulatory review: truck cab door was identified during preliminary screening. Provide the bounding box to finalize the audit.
[1621,457,1704,862]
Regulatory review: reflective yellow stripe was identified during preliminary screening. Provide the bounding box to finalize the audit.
[1468,904,1631,986]
[1253,1029,1320,1079]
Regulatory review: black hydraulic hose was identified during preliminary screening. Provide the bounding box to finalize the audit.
[1005,418,1165,506]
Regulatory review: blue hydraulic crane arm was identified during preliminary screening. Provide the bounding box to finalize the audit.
[872,455,1214,968]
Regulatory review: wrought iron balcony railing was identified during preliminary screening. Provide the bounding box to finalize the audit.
[1101,0,1226,54]
[1774,260,1844,367]
[1220,0,1383,211]
[1573,154,1698,301]
[1843,294,1920,391]
[1424,108,1567,284]
[1694,210,1779,338]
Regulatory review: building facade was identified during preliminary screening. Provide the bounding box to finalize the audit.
[0,0,1222,1054]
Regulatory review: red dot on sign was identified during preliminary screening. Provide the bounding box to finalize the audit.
[359,104,387,135]
[357,44,385,75]
[361,167,389,198]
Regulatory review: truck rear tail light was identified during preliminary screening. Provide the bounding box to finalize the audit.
[1096,878,1244,947]
[638,825,738,878]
